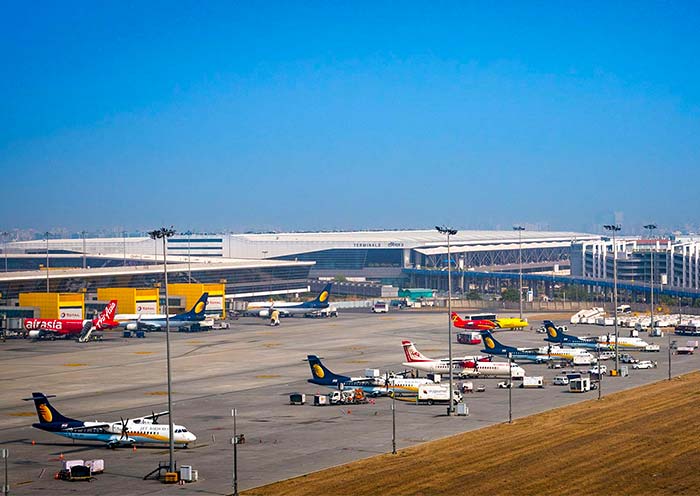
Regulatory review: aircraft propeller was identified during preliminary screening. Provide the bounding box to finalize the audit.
[119,417,130,441]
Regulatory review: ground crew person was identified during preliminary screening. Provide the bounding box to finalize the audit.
[270,309,280,326]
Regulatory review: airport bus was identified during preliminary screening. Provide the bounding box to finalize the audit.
[464,313,497,322]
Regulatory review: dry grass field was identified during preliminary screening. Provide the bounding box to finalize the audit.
[245,372,700,496]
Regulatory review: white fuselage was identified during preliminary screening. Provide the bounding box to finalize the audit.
[596,336,650,349]
[535,346,594,361]
[462,362,526,379]
[402,357,505,377]
[53,420,196,446]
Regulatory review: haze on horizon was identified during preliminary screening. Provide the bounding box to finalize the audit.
[1,2,699,236]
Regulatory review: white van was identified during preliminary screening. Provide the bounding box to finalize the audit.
[553,376,569,386]
[372,302,389,313]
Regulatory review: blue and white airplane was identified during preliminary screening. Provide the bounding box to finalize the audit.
[116,293,209,331]
[543,321,612,350]
[248,284,333,317]
[307,355,432,397]
[480,330,595,364]
[24,392,196,449]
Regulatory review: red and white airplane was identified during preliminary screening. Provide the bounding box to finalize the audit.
[24,300,118,340]
[402,340,525,378]
[450,312,497,330]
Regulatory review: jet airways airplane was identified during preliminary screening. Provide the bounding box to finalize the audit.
[116,293,208,331]
[247,284,332,317]
[24,300,118,340]
[306,355,432,396]
[480,330,595,363]
[24,392,196,448]
[543,321,612,350]
[399,341,519,377]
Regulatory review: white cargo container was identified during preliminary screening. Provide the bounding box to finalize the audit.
[520,376,544,388]
[84,459,104,474]
[569,377,591,393]
[416,385,462,405]
[62,460,84,471]
[365,368,380,378]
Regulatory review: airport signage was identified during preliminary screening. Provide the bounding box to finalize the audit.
[207,295,223,312]
[352,242,405,248]
[136,300,158,314]
[59,307,83,319]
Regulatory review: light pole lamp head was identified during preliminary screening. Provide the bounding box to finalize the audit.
[513,226,525,232]
[643,224,657,231]
[603,224,621,232]
[148,227,176,240]
[435,226,457,236]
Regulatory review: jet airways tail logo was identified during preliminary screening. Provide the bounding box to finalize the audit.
[38,404,52,422]
[194,301,205,313]
[312,364,325,378]
[547,326,558,339]
[318,291,329,303]
[484,337,495,349]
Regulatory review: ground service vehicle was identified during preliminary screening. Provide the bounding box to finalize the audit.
[569,377,592,393]
[520,376,544,388]
[416,385,462,405]
[676,346,695,355]
[633,360,655,369]
[553,376,569,386]
[457,332,481,345]
[372,302,389,313]
[644,344,660,352]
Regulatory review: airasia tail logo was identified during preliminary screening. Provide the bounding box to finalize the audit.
[94,301,117,329]
[24,319,63,331]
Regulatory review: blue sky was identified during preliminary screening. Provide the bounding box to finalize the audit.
[1,2,698,235]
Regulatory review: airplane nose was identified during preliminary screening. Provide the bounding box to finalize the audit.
[187,432,197,442]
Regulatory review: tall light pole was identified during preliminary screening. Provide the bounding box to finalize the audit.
[81,231,87,269]
[604,224,621,375]
[436,225,458,415]
[507,352,513,423]
[148,227,176,472]
[644,224,657,332]
[44,232,51,293]
[1,232,9,273]
[232,408,239,496]
[513,226,525,320]
[185,231,193,283]
[122,231,127,267]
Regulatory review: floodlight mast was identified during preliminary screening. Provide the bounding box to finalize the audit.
[436,225,458,415]
[148,227,176,472]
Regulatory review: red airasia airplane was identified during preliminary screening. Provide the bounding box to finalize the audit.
[451,312,497,331]
[24,300,118,340]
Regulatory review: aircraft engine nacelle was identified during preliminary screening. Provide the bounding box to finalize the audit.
[28,330,42,339]
[125,323,139,331]
[258,309,270,318]
[461,360,477,369]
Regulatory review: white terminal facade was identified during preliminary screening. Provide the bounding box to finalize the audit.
[6,230,700,296]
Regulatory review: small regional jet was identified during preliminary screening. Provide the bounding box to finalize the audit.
[247,284,332,317]
[306,355,432,396]
[450,312,497,330]
[543,321,612,350]
[24,300,118,341]
[399,341,521,378]
[116,293,209,331]
[480,330,595,363]
[24,392,196,449]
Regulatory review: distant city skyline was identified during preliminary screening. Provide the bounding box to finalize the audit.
[2,3,698,232]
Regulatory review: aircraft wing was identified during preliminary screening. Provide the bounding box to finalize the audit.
[136,411,169,422]
[64,423,111,432]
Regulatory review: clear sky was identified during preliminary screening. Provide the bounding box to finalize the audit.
[2,2,698,235]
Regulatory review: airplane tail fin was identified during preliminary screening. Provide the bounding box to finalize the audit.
[178,293,209,321]
[402,340,431,362]
[93,300,118,329]
[451,312,465,328]
[480,330,513,355]
[310,284,332,307]
[23,392,79,425]
[543,320,564,343]
[306,355,350,385]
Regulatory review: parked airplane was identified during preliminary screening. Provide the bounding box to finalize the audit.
[116,293,209,331]
[543,321,612,350]
[494,317,529,329]
[480,330,595,363]
[399,341,514,377]
[451,312,497,330]
[248,284,332,317]
[24,392,196,448]
[595,334,651,350]
[306,355,431,396]
[24,300,118,340]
